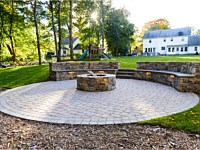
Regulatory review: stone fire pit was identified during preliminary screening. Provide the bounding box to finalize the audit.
[77,74,116,92]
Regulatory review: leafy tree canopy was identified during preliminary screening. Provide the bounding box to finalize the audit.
[141,18,171,36]
[105,8,135,56]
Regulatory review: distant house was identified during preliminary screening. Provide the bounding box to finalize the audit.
[143,27,200,55]
[61,37,82,56]
[131,48,141,56]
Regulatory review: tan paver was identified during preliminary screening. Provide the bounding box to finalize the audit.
[0,79,199,125]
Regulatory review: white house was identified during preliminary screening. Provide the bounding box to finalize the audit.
[143,27,200,55]
[61,37,82,56]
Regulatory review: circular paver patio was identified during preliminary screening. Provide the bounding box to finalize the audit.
[0,79,199,125]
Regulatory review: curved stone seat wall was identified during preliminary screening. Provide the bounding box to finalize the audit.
[49,62,119,81]
[134,62,200,95]
[137,62,200,75]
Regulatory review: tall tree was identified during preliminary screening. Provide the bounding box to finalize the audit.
[105,8,134,56]
[33,0,42,65]
[57,0,61,62]
[73,0,96,48]
[6,0,16,62]
[98,0,111,48]
[99,0,105,48]
[0,2,5,61]
[69,0,73,59]
[49,0,58,59]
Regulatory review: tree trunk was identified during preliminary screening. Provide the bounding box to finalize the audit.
[9,0,16,62]
[100,0,105,49]
[115,48,118,57]
[50,0,58,60]
[6,44,16,61]
[0,9,4,61]
[57,0,61,62]
[69,0,73,59]
[0,44,2,62]
[33,0,42,65]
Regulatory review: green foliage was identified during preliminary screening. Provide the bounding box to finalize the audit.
[0,0,54,63]
[142,18,171,33]
[0,0,137,62]
[105,8,135,56]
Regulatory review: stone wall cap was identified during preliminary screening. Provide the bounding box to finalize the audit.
[136,69,195,77]
[77,74,116,78]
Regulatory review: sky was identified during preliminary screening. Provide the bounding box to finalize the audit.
[112,0,200,32]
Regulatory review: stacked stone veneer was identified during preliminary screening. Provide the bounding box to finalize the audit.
[134,62,200,95]
[77,74,116,92]
[49,62,119,81]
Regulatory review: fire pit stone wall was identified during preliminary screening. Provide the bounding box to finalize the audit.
[77,74,116,92]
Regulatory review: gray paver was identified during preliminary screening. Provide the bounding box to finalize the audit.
[0,79,199,125]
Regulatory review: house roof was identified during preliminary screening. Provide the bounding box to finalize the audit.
[74,44,82,50]
[143,27,191,39]
[62,44,82,50]
[132,49,140,54]
[188,35,200,46]
[62,37,78,44]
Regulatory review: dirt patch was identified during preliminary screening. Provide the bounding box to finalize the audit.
[0,88,7,94]
[0,113,199,149]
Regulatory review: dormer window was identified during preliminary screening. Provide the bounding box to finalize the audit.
[171,38,173,41]
[149,40,152,43]
[178,31,183,36]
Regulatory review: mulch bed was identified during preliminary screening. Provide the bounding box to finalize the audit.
[0,90,199,149]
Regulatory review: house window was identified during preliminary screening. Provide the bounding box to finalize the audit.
[177,47,179,51]
[63,50,66,55]
[181,38,184,41]
[181,47,183,52]
[164,39,166,42]
[153,48,155,52]
[149,40,152,43]
[172,48,175,52]
[145,48,147,52]
[194,47,198,51]
[161,47,165,50]
[185,47,188,51]
[148,48,151,52]
[168,48,171,52]
[171,38,173,41]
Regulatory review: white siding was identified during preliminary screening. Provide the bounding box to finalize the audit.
[143,36,189,55]
[73,39,80,48]
[188,46,200,54]
[60,38,81,56]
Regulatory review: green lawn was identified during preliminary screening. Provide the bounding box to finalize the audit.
[106,55,200,68]
[0,65,49,89]
[140,103,200,133]
[0,55,199,133]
